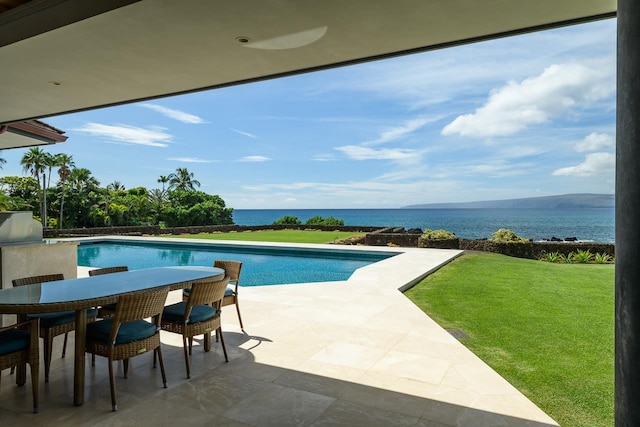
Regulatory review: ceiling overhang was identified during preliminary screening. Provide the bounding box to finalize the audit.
[0,0,616,126]
[0,120,68,149]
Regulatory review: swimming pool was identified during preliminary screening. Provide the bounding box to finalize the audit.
[77,240,396,286]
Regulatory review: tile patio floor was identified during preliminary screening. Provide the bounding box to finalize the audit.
[0,244,559,426]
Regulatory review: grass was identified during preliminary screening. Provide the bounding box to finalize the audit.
[404,252,614,427]
[166,229,364,244]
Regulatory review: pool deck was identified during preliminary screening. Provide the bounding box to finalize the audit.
[0,239,559,426]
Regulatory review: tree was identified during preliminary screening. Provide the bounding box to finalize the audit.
[0,176,39,202]
[69,168,100,192]
[107,181,125,192]
[167,168,201,191]
[0,191,16,211]
[161,190,232,227]
[148,189,166,223]
[273,215,302,225]
[122,188,152,225]
[305,215,344,226]
[55,153,74,229]
[41,151,57,226]
[64,168,100,227]
[157,175,169,193]
[20,147,48,226]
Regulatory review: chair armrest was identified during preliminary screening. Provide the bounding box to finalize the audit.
[0,318,38,334]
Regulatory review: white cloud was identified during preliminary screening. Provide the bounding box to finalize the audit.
[366,117,434,145]
[239,155,270,162]
[139,103,206,124]
[442,63,614,138]
[313,154,336,161]
[576,132,614,152]
[167,157,212,163]
[243,182,316,191]
[335,145,417,160]
[231,128,258,139]
[73,122,172,147]
[552,152,615,176]
[325,20,615,112]
[239,178,462,209]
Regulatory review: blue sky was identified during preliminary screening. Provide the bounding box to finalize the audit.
[2,19,616,209]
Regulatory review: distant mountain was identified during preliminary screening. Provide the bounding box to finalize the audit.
[402,193,614,209]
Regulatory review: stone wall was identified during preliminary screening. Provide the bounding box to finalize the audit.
[458,239,615,259]
[418,238,460,249]
[459,239,534,259]
[363,230,615,259]
[364,228,421,247]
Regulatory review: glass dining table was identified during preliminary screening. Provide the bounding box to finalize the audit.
[0,265,225,406]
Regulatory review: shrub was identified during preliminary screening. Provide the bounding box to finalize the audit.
[594,252,613,264]
[568,249,594,264]
[491,228,529,242]
[305,215,345,226]
[539,251,565,263]
[539,251,612,264]
[421,228,456,240]
[273,215,302,225]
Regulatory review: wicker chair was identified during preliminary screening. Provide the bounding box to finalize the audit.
[0,319,39,413]
[88,266,129,318]
[12,273,98,382]
[85,286,170,411]
[163,276,230,378]
[183,260,244,329]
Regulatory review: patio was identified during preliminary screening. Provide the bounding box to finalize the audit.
[0,247,558,426]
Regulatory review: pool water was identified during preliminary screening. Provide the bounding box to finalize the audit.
[77,241,395,287]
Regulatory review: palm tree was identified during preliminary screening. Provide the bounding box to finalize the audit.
[157,175,170,194]
[41,151,57,226]
[167,168,201,191]
[69,168,100,192]
[55,153,74,229]
[107,181,126,192]
[148,188,166,220]
[20,147,48,225]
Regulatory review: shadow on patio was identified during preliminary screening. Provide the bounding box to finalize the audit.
[0,329,557,427]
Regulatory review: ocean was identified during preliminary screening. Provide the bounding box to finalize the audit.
[232,208,615,243]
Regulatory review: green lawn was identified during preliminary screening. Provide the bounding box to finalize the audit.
[404,252,614,427]
[167,229,364,244]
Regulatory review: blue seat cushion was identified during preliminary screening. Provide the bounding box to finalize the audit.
[27,308,98,328]
[0,328,30,355]
[86,319,157,345]
[162,302,216,324]
[184,287,235,298]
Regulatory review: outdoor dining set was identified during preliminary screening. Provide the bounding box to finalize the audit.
[0,260,244,413]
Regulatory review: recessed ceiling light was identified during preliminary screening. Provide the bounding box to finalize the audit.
[235,36,251,44]
[242,27,327,50]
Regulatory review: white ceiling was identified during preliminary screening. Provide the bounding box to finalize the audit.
[0,0,616,127]
[0,131,55,149]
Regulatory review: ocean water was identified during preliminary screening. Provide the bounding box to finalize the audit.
[232,208,615,243]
